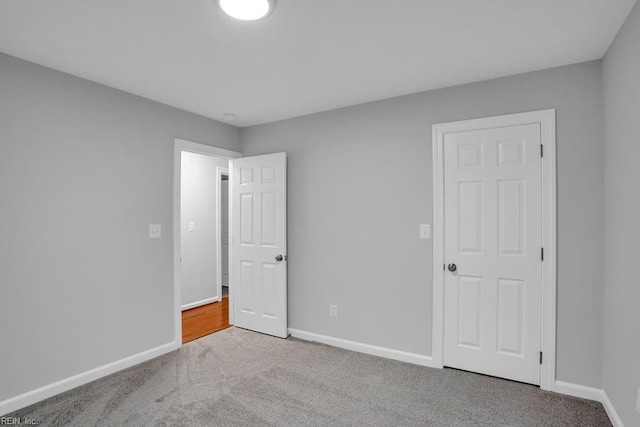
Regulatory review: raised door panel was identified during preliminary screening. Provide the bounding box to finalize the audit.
[497,279,525,356]
[261,192,277,248]
[457,276,483,349]
[240,261,255,314]
[458,182,483,254]
[261,263,278,319]
[240,193,254,246]
[498,180,524,256]
[497,139,525,166]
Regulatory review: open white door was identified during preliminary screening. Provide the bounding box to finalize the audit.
[231,153,287,338]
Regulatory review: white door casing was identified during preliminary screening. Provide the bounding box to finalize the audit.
[432,110,557,391]
[232,153,288,338]
[443,124,542,385]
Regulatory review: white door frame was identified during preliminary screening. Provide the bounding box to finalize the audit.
[173,138,241,347]
[431,109,557,391]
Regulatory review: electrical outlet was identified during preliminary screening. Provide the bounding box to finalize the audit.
[188,222,195,232]
[420,224,431,239]
[149,224,162,239]
[636,388,640,414]
[329,304,338,317]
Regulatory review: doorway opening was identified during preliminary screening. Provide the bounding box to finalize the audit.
[173,139,241,345]
[173,141,289,346]
[181,168,231,344]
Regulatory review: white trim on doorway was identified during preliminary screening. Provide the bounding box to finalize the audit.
[173,139,241,347]
[431,109,557,391]
[174,138,241,159]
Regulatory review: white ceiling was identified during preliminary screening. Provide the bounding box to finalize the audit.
[0,0,636,127]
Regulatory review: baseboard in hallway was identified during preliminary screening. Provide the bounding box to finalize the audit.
[182,298,230,344]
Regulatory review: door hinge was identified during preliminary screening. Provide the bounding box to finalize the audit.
[541,248,544,261]
[540,351,543,364]
[540,144,544,157]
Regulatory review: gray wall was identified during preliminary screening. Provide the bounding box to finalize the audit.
[603,1,640,424]
[0,47,613,406]
[0,53,240,402]
[242,61,605,388]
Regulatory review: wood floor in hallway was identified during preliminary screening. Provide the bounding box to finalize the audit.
[181,297,230,344]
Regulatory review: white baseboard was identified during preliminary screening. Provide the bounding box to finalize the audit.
[601,391,624,427]
[0,341,180,417]
[0,337,625,427]
[288,328,433,367]
[554,380,605,402]
[554,381,624,427]
[181,297,219,311]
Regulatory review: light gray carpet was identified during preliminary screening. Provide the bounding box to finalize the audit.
[9,327,610,426]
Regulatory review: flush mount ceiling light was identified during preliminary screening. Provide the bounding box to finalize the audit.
[218,0,275,21]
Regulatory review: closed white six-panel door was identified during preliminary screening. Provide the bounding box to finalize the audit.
[443,124,542,385]
[232,153,287,338]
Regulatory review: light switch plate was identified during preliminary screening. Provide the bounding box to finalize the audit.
[188,222,195,232]
[329,304,338,317]
[149,224,162,239]
[420,224,431,239]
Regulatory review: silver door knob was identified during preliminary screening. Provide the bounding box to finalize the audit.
[275,255,284,262]
[447,263,457,272]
